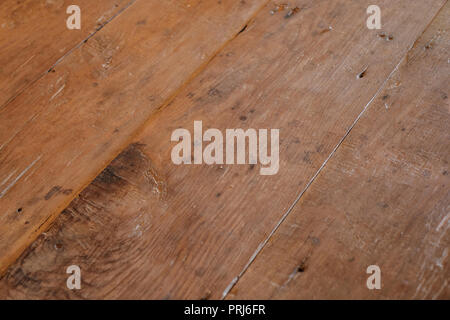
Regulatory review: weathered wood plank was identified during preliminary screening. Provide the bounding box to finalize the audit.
[0,0,267,275]
[0,0,134,108]
[229,2,450,299]
[0,0,446,299]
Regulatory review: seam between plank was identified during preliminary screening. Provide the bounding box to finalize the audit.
[0,0,272,276]
[221,0,448,299]
[0,0,139,112]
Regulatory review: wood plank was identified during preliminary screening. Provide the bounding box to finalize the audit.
[229,2,450,299]
[0,0,267,275]
[0,0,134,108]
[0,0,445,299]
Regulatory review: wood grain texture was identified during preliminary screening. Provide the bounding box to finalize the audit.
[1,0,445,299]
[229,2,450,300]
[0,0,134,108]
[0,0,266,275]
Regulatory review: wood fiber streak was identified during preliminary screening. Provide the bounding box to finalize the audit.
[0,0,446,299]
[0,0,133,107]
[0,0,266,275]
[230,2,450,300]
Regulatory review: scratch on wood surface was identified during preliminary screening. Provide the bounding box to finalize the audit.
[436,212,449,231]
[0,156,41,199]
[15,55,35,72]
[0,170,17,189]
[49,84,65,101]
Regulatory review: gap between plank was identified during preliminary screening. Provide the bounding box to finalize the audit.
[0,0,138,112]
[70,0,274,202]
[221,2,448,299]
[0,0,272,276]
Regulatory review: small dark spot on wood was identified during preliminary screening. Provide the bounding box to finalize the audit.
[377,202,389,209]
[443,170,448,176]
[54,242,63,250]
[208,88,221,97]
[17,207,23,213]
[44,186,62,200]
[310,236,320,245]
[137,19,147,26]
[382,95,389,100]
[357,68,367,79]
[285,7,300,18]
[249,164,255,170]
[441,93,448,100]
[216,192,222,197]
[387,35,394,41]
[297,261,306,272]
[238,24,247,35]
[378,32,386,39]
[303,151,312,164]
[250,109,255,113]
[239,115,247,121]
[25,221,29,225]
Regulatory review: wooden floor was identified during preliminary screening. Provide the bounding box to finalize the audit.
[0,0,448,299]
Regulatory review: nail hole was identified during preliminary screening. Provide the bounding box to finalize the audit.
[17,207,23,213]
[357,69,367,79]
[238,24,247,34]
[297,259,307,273]
[285,7,300,19]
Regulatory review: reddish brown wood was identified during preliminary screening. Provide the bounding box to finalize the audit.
[229,2,450,299]
[0,0,267,275]
[0,0,133,108]
[1,0,446,299]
